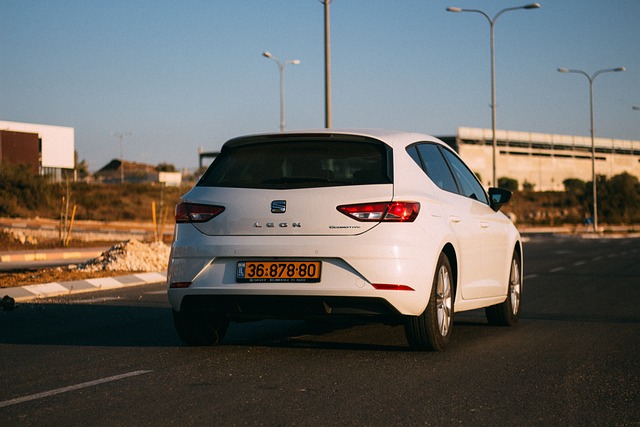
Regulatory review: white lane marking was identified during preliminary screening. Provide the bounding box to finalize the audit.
[524,274,538,280]
[573,261,586,266]
[550,267,565,273]
[72,297,121,304]
[0,370,152,408]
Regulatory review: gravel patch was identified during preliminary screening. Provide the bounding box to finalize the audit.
[79,239,170,272]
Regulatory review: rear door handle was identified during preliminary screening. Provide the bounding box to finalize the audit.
[480,221,489,228]
[449,215,461,224]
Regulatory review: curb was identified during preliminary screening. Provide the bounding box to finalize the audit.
[0,248,106,263]
[1,272,167,302]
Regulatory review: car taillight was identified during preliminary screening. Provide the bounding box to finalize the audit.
[169,281,192,289]
[371,283,415,291]
[175,202,225,223]
[337,201,420,222]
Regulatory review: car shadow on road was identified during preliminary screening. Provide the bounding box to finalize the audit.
[0,302,180,347]
[224,320,412,352]
[0,302,408,350]
[222,316,503,352]
[0,302,510,351]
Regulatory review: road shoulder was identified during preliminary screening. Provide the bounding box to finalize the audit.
[2,272,166,302]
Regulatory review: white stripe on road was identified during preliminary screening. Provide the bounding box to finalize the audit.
[72,297,121,304]
[550,267,565,273]
[0,370,152,408]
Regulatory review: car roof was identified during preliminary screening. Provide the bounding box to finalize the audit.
[224,128,444,150]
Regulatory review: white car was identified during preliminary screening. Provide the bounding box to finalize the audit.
[167,129,522,350]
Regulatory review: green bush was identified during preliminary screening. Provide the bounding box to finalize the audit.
[498,177,519,192]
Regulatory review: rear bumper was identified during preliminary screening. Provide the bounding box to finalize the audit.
[178,294,405,324]
[167,223,442,316]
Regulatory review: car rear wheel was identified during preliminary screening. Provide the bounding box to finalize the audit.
[172,310,229,346]
[404,253,454,351]
[485,251,521,326]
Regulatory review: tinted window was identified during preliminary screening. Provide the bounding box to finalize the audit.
[416,144,458,193]
[440,148,489,204]
[198,138,392,190]
[406,145,422,168]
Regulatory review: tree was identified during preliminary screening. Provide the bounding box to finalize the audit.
[498,177,518,192]
[562,178,587,212]
[156,163,176,172]
[563,178,586,196]
[601,173,640,223]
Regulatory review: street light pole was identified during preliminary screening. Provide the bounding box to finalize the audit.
[558,67,626,232]
[447,3,540,187]
[263,52,301,132]
[319,0,332,128]
[632,106,639,164]
[111,131,132,184]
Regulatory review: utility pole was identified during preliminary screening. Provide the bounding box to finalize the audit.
[111,132,132,184]
[319,0,332,128]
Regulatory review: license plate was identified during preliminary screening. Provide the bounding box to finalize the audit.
[236,261,322,283]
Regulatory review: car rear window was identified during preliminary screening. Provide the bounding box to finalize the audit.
[197,136,393,189]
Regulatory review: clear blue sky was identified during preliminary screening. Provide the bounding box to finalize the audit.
[1,0,639,172]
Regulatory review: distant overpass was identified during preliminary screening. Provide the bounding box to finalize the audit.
[198,147,219,169]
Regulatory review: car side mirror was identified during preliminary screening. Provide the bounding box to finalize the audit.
[488,187,512,212]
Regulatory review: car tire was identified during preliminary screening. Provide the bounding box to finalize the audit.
[485,251,521,326]
[404,252,454,351]
[172,310,229,346]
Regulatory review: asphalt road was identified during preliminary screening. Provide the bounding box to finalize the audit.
[1,234,638,425]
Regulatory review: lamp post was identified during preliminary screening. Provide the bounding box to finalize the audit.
[319,0,332,128]
[111,131,132,184]
[447,3,540,187]
[558,67,626,232]
[634,107,640,157]
[631,106,640,166]
[263,52,300,132]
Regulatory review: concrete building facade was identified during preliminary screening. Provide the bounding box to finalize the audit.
[440,127,640,191]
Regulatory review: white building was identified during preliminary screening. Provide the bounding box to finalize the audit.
[0,120,75,180]
[440,127,640,191]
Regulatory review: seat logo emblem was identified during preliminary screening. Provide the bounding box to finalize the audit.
[271,200,286,213]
